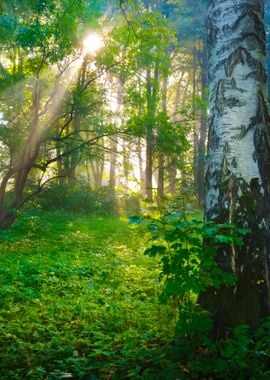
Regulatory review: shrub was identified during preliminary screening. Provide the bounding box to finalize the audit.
[32,184,117,215]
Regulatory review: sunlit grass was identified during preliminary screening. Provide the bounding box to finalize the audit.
[0,211,178,379]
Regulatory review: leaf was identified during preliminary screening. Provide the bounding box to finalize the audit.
[128,215,142,224]
[163,213,184,220]
[144,245,167,256]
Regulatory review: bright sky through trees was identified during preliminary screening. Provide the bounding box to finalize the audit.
[83,32,104,55]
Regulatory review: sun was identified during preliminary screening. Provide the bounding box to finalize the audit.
[82,32,103,56]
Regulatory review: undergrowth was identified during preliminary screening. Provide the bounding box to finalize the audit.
[0,209,269,379]
[0,211,177,379]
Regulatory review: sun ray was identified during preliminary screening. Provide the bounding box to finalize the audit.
[83,32,103,56]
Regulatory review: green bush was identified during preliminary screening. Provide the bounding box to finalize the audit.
[33,184,117,215]
[172,319,270,379]
[139,200,270,379]
[117,192,142,216]
[143,200,246,306]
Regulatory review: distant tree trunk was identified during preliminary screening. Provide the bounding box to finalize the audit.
[158,156,165,197]
[67,60,87,186]
[192,42,200,199]
[197,38,208,207]
[145,66,159,199]
[138,138,146,195]
[168,74,184,194]
[109,75,124,191]
[109,136,117,190]
[67,112,80,186]
[158,77,168,197]
[56,125,64,184]
[0,75,41,229]
[145,68,154,199]
[122,141,130,195]
[193,129,199,195]
[168,157,177,194]
[91,159,104,188]
[91,137,105,188]
[203,0,270,337]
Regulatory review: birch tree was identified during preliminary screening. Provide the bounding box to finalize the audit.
[204,0,270,335]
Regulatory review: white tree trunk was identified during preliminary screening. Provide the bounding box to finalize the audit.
[204,0,270,335]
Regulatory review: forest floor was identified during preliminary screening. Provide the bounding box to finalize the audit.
[0,211,179,380]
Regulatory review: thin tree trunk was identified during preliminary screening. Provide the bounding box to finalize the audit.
[109,137,117,190]
[109,75,124,190]
[192,42,199,199]
[158,156,165,197]
[145,66,159,199]
[158,77,168,197]
[138,138,146,195]
[91,159,104,188]
[67,60,87,185]
[168,75,183,194]
[145,69,154,199]
[197,38,208,207]
[67,112,79,186]
[122,141,130,195]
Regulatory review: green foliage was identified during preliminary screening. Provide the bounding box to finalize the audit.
[0,211,176,379]
[155,112,190,156]
[177,319,270,379]
[32,184,117,215]
[144,201,246,304]
[138,199,269,379]
[101,8,175,76]
[0,210,269,379]
[133,198,251,354]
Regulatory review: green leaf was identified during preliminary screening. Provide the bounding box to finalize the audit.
[144,245,167,256]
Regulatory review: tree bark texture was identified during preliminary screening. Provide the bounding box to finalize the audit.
[265,1,270,98]
[204,0,270,336]
[197,38,208,207]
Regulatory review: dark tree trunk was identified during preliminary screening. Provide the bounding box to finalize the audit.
[266,2,270,99]
[157,155,165,197]
[168,157,177,194]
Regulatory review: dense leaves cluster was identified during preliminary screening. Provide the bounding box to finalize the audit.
[143,200,246,300]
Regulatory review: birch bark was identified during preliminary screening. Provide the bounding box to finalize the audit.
[204,0,270,334]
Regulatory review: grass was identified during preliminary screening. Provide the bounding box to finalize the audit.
[1,210,270,379]
[0,211,178,380]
